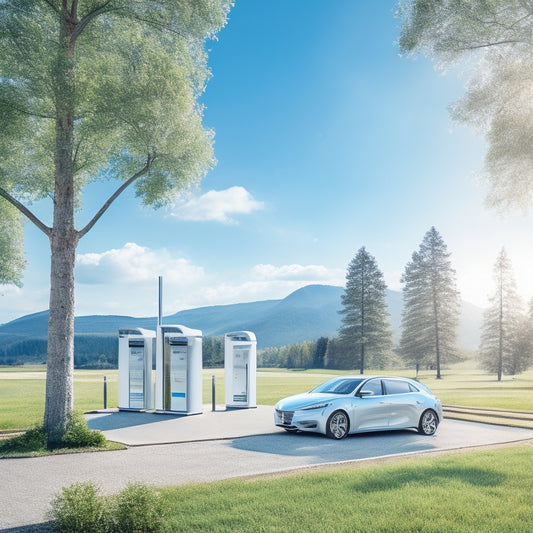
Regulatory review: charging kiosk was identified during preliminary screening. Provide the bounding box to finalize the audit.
[156,325,203,415]
[224,331,257,409]
[118,328,156,411]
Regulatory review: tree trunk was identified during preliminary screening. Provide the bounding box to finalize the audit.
[44,220,78,444]
[43,7,78,446]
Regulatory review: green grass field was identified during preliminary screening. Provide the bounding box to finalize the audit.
[1,363,532,430]
[159,444,533,532]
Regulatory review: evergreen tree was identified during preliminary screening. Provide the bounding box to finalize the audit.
[400,227,460,379]
[313,337,328,369]
[337,247,392,373]
[479,249,526,380]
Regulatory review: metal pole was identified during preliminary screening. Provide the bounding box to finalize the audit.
[158,276,163,326]
[212,375,216,412]
[103,375,107,409]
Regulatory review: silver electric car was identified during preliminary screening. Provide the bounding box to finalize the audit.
[274,375,442,439]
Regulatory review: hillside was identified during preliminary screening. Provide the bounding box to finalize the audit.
[0,284,483,353]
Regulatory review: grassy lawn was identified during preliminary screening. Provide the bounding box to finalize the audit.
[0,365,118,430]
[1,362,532,431]
[159,444,533,532]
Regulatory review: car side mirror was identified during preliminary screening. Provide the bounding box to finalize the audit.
[358,390,374,398]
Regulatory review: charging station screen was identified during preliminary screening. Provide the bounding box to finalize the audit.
[170,344,188,411]
[129,346,145,408]
[232,345,250,403]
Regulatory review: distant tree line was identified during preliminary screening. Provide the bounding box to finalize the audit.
[0,334,227,370]
[259,338,328,369]
[0,335,118,368]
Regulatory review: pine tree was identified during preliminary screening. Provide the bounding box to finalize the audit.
[479,249,527,380]
[400,227,460,379]
[337,247,392,373]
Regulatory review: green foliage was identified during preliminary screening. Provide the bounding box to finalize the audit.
[60,412,106,449]
[400,227,460,378]
[203,336,224,367]
[48,482,167,533]
[398,0,533,212]
[48,482,110,533]
[0,425,46,454]
[0,203,26,287]
[258,339,326,369]
[337,246,392,372]
[0,1,233,209]
[111,483,167,533]
[479,248,532,379]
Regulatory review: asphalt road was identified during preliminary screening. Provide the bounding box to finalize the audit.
[2,417,533,531]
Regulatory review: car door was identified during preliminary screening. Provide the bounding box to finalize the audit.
[383,379,420,429]
[352,378,389,431]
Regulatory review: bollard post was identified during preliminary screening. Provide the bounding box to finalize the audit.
[212,375,216,412]
[103,375,107,410]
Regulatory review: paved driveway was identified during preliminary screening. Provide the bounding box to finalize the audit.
[2,416,533,531]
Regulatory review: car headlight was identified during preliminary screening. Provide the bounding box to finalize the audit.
[299,402,330,411]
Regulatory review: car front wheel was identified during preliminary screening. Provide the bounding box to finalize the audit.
[326,410,349,439]
[418,409,438,435]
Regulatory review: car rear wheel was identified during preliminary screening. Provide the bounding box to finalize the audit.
[326,410,349,439]
[418,409,438,435]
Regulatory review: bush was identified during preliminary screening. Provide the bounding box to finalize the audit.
[111,483,166,533]
[60,412,106,449]
[48,482,109,533]
[48,482,168,533]
[0,426,46,454]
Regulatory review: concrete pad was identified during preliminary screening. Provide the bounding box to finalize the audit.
[86,405,284,446]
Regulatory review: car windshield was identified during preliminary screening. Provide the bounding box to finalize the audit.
[311,377,365,395]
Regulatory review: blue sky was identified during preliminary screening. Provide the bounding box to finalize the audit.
[2,0,533,324]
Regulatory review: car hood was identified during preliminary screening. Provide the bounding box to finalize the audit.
[275,392,342,411]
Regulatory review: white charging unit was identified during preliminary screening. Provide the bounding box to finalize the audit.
[224,331,257,409]
[118,328,156,411]
[156,325,203,415]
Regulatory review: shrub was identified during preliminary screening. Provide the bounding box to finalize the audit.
[0,426,46,454]
[60,412,106,449]
[110,482,167,532]
[48,482,109,533]
[48,481,168,533]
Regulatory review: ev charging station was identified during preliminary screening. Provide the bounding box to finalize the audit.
[156,325,203,415]
[224,331,257,409]
[118,328,156,411]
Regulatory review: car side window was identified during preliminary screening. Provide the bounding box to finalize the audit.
[359,379,383,396]
[383,379,412,395]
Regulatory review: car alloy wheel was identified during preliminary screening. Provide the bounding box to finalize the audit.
[326,410,349,439]
[419,409,438,435]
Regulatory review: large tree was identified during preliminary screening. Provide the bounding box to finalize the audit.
[337,247,392,373]
[400,227,460,378]
[398,0,533,212]
[0,0,232,445]
[479,248,527,380]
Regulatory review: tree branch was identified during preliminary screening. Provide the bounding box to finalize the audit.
[455,38,529,51]
[78,154,156,239]
[72,1,120,43]
[0,186,52,237]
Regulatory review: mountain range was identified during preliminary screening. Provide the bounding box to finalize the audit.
[0,284,483,350]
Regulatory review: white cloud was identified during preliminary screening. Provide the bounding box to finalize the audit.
[170,186,264,224]
[251,263,345,283]
[76,243,205,287]
[0,285,49,324]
